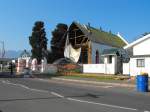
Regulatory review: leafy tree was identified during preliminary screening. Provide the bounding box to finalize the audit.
[29,21,48,64]
[50,23,68,62]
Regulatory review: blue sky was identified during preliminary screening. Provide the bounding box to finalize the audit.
[0,0,149,50]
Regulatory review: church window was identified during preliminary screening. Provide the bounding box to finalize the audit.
[95,50,99,64]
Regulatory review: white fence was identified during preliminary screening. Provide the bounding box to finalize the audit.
[123,63,130,75]
[83,56,117,74]
[83,64,105,73]
[83,63,116,74]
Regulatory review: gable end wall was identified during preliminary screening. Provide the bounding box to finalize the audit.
[133,38,150,55]
[91,42,115,64]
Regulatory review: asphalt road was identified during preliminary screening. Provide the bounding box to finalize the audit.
[0,78,150,112]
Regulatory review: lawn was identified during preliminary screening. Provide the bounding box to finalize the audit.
[33,73,138,84]
[58,73,135,84]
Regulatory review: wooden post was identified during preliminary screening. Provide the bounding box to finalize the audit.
[74,30,76,46]
[88,41,92,64]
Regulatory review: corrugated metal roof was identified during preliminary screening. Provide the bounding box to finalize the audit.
[102,48,119,55]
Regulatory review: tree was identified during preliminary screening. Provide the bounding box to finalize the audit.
[29,21,48,64]
[50,23,68,62]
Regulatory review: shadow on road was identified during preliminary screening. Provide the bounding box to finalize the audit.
[0,72,16,78]
[68,93,102,98]
[0,97,61,102]
[0,93,103,102]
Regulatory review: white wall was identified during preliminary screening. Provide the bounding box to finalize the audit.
[123,36,150,77]
[105,56,116,74]
[83,56,117,74]
[91,42,114,64]
[123,63,130,75]
[133,38,150,55]
[123,57,150,77]
[83,64,105,73]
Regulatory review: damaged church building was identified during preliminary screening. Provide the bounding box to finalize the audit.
[64,21,129,74]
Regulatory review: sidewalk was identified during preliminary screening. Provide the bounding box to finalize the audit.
[52,78,136,87]
[0,72,16,78]
[51,77,136,88]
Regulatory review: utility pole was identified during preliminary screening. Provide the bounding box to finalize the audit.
[0,41,5,58]
[0,41,5,72]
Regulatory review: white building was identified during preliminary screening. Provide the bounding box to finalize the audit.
[17,50,31,73]
[83,48,128,74]
[66,22,128,74]
[123,34,150,77]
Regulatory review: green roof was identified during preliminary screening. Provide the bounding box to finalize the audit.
[102,48,119,55]
[72,22,126,48]
[102,48,130,63]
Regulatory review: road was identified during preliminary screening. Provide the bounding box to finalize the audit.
[0,78,150,112]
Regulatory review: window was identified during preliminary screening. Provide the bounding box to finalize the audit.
[95,50,99,64]
[108,56,112,63]
[136,59,145,67]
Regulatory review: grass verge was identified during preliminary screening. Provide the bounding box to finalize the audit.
[33,73,136,84]
[59,73,133,83]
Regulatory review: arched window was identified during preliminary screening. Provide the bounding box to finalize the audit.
[95,50,99,64]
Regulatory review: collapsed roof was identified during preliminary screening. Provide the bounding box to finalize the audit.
[68,21,127,48]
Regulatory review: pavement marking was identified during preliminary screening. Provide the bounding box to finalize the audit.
[28,88,49,93]
[67,98,138,111]
[1,80,149,112]
[1,80,65,98]
[1,80,48,93]
[102,86,113,88]
[51,92,64,98]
